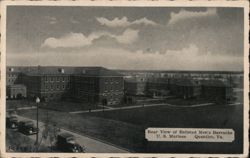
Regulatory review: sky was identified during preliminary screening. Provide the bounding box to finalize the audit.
[6,6,244,71]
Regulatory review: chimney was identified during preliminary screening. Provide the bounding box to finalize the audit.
[58,68,64,74]
[9,68,14,72]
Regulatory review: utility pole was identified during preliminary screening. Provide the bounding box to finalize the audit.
[35,96,40,149]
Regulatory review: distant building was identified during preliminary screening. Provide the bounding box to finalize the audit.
[146,78,170,98]
[201,80,233,103]
[6,68,21,86]
[6,84,27,99]
[124,78,147,96]
[174,79,201,99]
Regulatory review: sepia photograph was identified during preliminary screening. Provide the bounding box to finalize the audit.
[0,1,249,157]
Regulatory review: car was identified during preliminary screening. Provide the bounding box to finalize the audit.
[56,132,85,152]
[6,115,19,129]
[18,120,38,135]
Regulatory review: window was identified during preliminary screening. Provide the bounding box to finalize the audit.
[62,85,65,89]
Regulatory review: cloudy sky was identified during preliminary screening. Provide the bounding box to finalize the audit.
[7,6,244,71]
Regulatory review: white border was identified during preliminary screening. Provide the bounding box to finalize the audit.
[0,1,249,158]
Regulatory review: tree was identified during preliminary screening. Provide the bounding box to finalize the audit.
[37,111,61,151]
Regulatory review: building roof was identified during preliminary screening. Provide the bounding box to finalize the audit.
[6,66,123,77]
[176,79,200,87]
[201,80,231,87]
[7,84,26,88]
[74,67,123,77]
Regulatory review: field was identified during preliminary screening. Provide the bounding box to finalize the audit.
[6,100,104,112]
[16,102,243,153]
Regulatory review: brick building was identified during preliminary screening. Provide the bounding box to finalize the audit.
[72,67,124,105]
[124,78,147,96]
[174,79,201,99]
[6,66,124,105]
[7,68,21,86]
[201,80,233,103]
[22,67,72,102]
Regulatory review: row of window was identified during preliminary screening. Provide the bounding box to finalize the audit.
[104,78,121,82]
[104,89,121,92]
[103,92,123,97]
[104,81,119,84]
[8,74,17,77]
[44,76,69,82]
[44,84,70,91]
[7,79,16,83]
[104,85,122,91]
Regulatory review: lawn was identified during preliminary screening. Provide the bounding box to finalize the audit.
[39,101,104,112]
[6,100,35,110]
[164,98,213,106]
[16,102,243,153]
[86,104,243,153]
[6,100,104,112]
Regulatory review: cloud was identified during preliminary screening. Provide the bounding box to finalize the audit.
[113,29,139,44]
[168,8,217,25]
[96,16,158,28]
[41,28,139,48]
[12,44,242,71]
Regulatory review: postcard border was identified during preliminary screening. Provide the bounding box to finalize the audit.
[0,0,249,157]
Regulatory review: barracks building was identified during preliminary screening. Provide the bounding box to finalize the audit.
[6,66,124,105]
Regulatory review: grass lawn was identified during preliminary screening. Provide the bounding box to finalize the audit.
[86,104,243,153]
[16,102,243,153]
[164,98,213,106]
[6,100,104,112]
[39,101,104,112]
[6,100,35,109]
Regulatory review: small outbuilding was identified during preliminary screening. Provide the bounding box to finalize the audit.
[6,84,27,99]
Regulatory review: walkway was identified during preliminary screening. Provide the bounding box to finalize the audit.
[7,106,37,111]
[69,102,215,114]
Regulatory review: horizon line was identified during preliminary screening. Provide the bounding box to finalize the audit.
[6,65,243,73]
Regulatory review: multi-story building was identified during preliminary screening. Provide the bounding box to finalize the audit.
[6,68,21,86]
[174,79,201,99]
[6,66,124,105]
[22,67,72,102]
[73,67,124,105]
[201,80,234,103]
